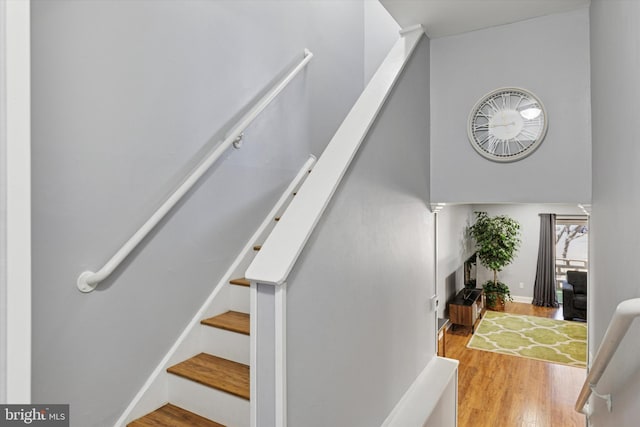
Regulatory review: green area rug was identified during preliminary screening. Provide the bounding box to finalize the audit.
[467,311,586,368]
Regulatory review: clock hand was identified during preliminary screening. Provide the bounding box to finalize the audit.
[490,122,516,128]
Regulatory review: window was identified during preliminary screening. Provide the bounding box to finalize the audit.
[555,215,588,288]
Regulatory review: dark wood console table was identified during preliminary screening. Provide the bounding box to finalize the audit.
[449,288,485,334]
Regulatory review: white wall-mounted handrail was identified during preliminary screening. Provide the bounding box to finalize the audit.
[575,298,640,415]
[77,49,313,293]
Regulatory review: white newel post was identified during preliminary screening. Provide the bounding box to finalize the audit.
[252,282,287,427]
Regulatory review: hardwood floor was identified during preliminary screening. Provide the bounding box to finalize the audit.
[445,302,587,427]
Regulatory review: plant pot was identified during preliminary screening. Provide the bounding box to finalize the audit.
[485,292,506,311]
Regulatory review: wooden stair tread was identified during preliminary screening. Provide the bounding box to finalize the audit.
[127,403,225,427]
[201,311,249,335]
[167,353,250,400]
[229,277,250,287]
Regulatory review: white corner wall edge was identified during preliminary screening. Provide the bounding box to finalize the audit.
[3,0,31,404]
[381,357,459,427]
[245,25,425,286]
[114,157,315,426]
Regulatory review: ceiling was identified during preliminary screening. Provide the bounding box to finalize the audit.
[380,0,590,38]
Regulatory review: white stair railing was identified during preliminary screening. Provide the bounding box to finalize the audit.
[575,298,640,416]
[76,49,313,293]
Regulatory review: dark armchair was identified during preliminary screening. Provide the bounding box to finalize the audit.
[562,270,587,321]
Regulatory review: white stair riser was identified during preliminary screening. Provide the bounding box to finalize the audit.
[230,284,250,313]
[200,284,232,320]
[200,326,250,365]
[168,375,249,427]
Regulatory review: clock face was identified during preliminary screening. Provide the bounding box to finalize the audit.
[468,88,548,162]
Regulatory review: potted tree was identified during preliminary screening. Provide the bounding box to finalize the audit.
[469,211,521,311]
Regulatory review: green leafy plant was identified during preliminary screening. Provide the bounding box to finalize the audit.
[469,211,521,308]
[482,281,513,307]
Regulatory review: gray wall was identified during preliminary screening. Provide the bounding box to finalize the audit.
[430,8,591,204]
[364,0,399,84]
[285,37,432,426]
[436,204,474,318]
[31,1,365,425]
[589,1,640,423]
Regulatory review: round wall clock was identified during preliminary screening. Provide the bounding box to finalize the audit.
[467,87,548,162]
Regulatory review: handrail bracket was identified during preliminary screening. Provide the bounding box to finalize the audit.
[77,271,98,293]
[589,384,612,413]
[232,133,244,149]
[575,298,640,415]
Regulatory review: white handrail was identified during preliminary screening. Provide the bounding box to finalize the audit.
[77,49,314,292]
[575,298,640,415]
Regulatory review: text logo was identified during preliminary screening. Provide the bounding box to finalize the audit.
[0,405,68,426]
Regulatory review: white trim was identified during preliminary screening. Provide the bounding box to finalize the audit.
[246,28,425,286]
[430,203,446,213]
[434,211,440,354]
[274,284,287,427]
[0,0,7,403]
[578,203,592,216]
[381,357,459,426]
[399,24,425,35]
[511,295,532,304]
[3,0,31,404]
[249,282,258,427]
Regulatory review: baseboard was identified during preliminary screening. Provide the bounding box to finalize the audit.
[511,295,532,304]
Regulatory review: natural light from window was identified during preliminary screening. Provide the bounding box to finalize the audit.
[555,215,589,292]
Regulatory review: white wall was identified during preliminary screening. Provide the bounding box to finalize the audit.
[0,0,7,403]
[30,1,365,425]
[589,1,640,423]
[364,0,400,83]
[285,37,432,426]
[436,204,474,318]
[430,8,591,204]
[2,0,31,404]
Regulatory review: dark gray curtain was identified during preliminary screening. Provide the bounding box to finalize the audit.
[533,213,559,307]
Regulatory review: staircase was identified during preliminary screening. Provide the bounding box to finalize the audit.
[122,158,315,427]
[128,278,251,426]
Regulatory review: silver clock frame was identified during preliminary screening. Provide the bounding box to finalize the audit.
[467,87,548,163]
